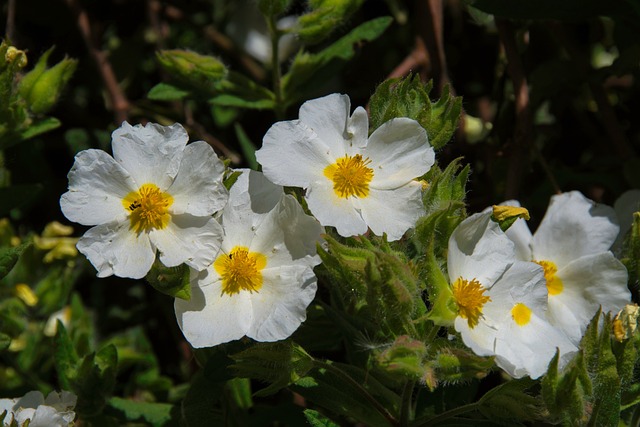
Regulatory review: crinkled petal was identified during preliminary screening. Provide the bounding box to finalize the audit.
[60,149,135,226]
[77,221,155,279]
[366,118,434,188]
[174,274,253,348]
[111,122,188,189]
[448,212,515,287]
[549,252,630,344]
[306,180,367,237]
[247,264,317,341]
[168,141,228,216]
[454,316,497,357]
[150,214,223,271]
[347,106,369,150]
[353,183,424,241]
[494,315,577,379]
[298,93,350,156]
[257,120,334,188]
[532,191,619,268]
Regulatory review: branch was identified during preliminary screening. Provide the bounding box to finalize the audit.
[386,37,429,80]
[414,0,451,93]
[5,0,16,41]
[64,0,130,124]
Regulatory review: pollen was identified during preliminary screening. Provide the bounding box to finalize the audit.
[122,183,174,233]
[214,246,267,295]
[323,154,374,198]
[534,260,563,296]
[511,303,532,326]
[452,277,491,328]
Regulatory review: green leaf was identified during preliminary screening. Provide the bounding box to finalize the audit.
[369,75,462,149]
[304,409,340,427]
[156,50,227,93]
[209,94,274,110]
[147,83,190,101]
[145,262,191,301]
[234,124,259,170]
[282,17,393,105]
[587,315,621,426]
[211,71,275,108]
[19,117,61,142]
[72,345,118,417]
[297,0,366,44]
[477,378,542,422]
[0,239,32,280]
[106,397,175,427]
[258,0,292,18]
[0,184,44,216]
[54,322,80,390]
[226,378,253,410]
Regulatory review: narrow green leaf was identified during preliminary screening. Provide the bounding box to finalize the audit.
[147,82,190,101]
[19,117,61,141]
[297,0,365,44]
[0,239,32,280]
[304,409,340,427]
[227,378,253,410]
[54,322,80,390]
[210,94,274,110]
[106,397,174,427]
[234,123,259,170]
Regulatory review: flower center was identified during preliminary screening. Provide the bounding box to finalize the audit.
[214,246,267,295]
[452,277,491,328]
[323,154,374,199]
[534,260,563,296]
[511,303,532,326]
[122,183,174,233]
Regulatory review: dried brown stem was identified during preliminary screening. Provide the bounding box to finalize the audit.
[65,0,130,124]
[415,0,451,93]
[548,22,634,159]
[386,37,429,80]
[5,0,16,41]
[496,19,544,199]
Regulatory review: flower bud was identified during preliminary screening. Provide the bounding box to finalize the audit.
[156,50,227,90]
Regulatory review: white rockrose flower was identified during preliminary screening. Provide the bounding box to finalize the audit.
[175,169,324,348]
[448,212,577,379]
[0,390,76,427]
[60,122,228,279]
[501,191,630,345]
[255,93,435,241]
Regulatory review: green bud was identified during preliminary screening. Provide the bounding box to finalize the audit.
[258,0,292,18]
[297,0,364,44]
[434,348,493,384]
[375,335,428,380]
[156,50,227,92]
[19,48,77,115]
[5,47,27,69]
[491,205,530,232]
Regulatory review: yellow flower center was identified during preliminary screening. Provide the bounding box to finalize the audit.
[323,154,374,198]
[452,277,491,328]
[511,303,532,326]
[534,260,563,296]
[122,183,174,233]
[214,246,267,295]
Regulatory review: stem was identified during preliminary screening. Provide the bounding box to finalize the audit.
[400,380,415,427]
[410,402,479,427]
[266,16,285,120]
[313,359,399,426]
[6,0,16,41]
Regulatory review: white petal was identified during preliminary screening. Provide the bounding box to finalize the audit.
[354,183,424,241]
[111,122,188,189]
[168,141,228,216]
[347,106,369,150]
[150,214,224,271]
[298,93,351,156]
[494,315,577,379]
[174,276,253,348]
[504,218,533,261]
[60,149,135,226]
[247,264,317,341]
[257,119,334,188]
[549,252,630,344]
[447,212,515,287]
[455,316,497,356]
[366,118,434,188]
[77,221,155,279]
[305,180,367,237]
[532,191,619,268]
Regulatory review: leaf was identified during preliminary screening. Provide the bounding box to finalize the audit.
[296,0,365,44]
[282,17,393,105]
[145,262,191,301]
[19,117,61,142]
[476,378,542,422]
[304,409,340,427]
[54,322,80,390]
[106,397,175,427]
[147,83,190,101]
[234,123,259,170]
[0,184,44,216]
[209,94,274,110]
[0,239,32,280]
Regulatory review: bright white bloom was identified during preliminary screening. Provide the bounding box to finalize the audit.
[0,391,76,427]
[448,212,577,379]
[502,191,630,345]
[60,122,227,279]
[175,169,323,348]
[255,93,435,241]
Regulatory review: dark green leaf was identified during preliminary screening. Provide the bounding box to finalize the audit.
[304,409,340,427]
[147,83,190,101]
[234,124,258,170]
[145,262,191,301]
[107,397,175,427]
[0,238,32,280]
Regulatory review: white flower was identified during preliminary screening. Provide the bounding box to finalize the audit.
[502,191,630,345]
[448,212,577,379]
[0,390,77,427]
[174,169,324,348]
[60,122,227,279]
[255,93,435,241]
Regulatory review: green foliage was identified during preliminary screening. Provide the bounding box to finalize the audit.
[156,50,227,91]
[258,0,293,18]
[0,238,31,280]
[304,409,340,427]
[106,397,175,427]
[369,75,462,149]
[297,0,366,44]
[145,261,191,301]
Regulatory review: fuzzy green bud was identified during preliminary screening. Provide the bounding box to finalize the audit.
[156,50,227,91]
[376,335,428,380]
[5,47,27,69]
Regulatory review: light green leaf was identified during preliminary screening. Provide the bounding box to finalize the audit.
[304,409,340,427]
[147,83,190,101]
[107,397,175,427]
[210,94,274,110]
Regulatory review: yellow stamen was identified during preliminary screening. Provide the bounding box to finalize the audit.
[214,246,267,295]
[452,277,491,328]
[492,205,530,222]
[323,154,374,198]
[511,303,532,326]
[122,183,174,233]
[534,260,563,296]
